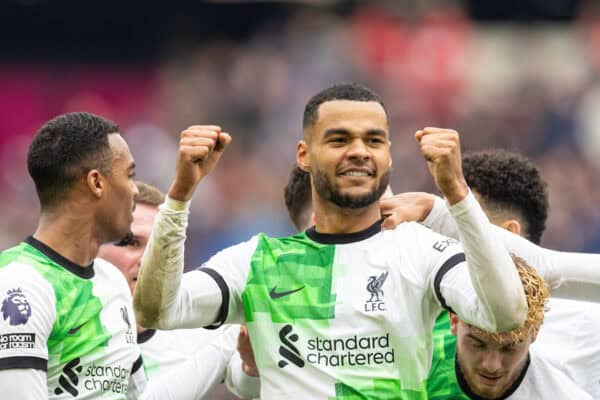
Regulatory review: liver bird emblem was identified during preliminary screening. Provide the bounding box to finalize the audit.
[366,272,388,302]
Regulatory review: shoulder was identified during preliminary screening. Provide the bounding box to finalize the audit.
[387,221,457,244]
[1,243,54,279]
[546,298,600,325]
[209,235,262,260]
[0,260,56,306]
[384,222,461,259]
[527,351,592,398]
[538,298,600,352]
[94,258,131,294]
[0,260,57,351]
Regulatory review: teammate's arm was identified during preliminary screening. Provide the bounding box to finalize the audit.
[415,193,600,302]
[384,190,600,302]
[416,128,527,332]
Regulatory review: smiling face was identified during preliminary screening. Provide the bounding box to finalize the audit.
[98,203,156,295]
[451,313,533,399]
[298,100,391,210]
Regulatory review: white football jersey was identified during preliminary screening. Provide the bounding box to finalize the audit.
[533,298,600,398]
[0,237,145,399]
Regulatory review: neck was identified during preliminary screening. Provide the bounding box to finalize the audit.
[313,197,381,234]
[34,207,102,267]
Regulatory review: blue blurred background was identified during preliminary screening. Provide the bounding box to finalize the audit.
[3,0,600,272]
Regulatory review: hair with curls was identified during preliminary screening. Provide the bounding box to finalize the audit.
[135,181,165,207]
[284,166,312,231]
[27,112,119,209]
[468,255,550,344]
[462,149,549,244]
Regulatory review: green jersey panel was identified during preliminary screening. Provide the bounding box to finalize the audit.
[0,239,143,399]
[228,222,464,399]
[426,311,465,399]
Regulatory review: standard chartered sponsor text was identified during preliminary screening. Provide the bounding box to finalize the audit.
[305,333,394,367]
[83,364,130,394]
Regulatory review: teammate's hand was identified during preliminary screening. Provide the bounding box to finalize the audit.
[415,127,468,205]
[380,192,435,230]
[168,125,232,201]
[238,325,259,377]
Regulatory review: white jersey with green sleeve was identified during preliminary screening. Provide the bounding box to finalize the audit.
[533,298,600,398]
[141,192,525,399]
[0,237,145,399]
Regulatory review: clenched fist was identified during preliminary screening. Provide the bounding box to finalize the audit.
[415,127,468,205]
[168,125,232,201]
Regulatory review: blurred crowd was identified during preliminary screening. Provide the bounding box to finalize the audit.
[4,4,600,267]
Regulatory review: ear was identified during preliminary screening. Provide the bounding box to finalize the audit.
[449,313,459,336]
[530,330,538,344]
[86,169,105,199]
[501,219,521,236]
[297,140,310,173]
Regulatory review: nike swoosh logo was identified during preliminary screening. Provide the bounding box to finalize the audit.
[269,286,305,300]
[68,322,86,335]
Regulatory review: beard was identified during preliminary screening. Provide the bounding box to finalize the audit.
[312,167,390,209]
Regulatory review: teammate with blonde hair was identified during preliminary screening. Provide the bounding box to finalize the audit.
[444,256,590,399]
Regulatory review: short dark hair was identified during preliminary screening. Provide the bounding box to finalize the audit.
[135,181,165,207]
[462,150,548,244]
[284,166,312,231]
[303,83,388,131]
[27,112,119,209]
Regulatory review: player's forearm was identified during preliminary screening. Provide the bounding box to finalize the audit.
[134,196,190,328]
[422,194,460,238]
[449,191,527,332]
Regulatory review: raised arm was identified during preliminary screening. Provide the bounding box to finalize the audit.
[134,125,232,329]
[416,128,527,332]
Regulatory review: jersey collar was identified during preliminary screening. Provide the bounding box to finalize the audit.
[306,219,383,244]
[25,236,95,279]
[137,329,156,344]
[455,352,531,400]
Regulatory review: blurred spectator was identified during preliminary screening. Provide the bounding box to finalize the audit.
[4,3,600,277]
